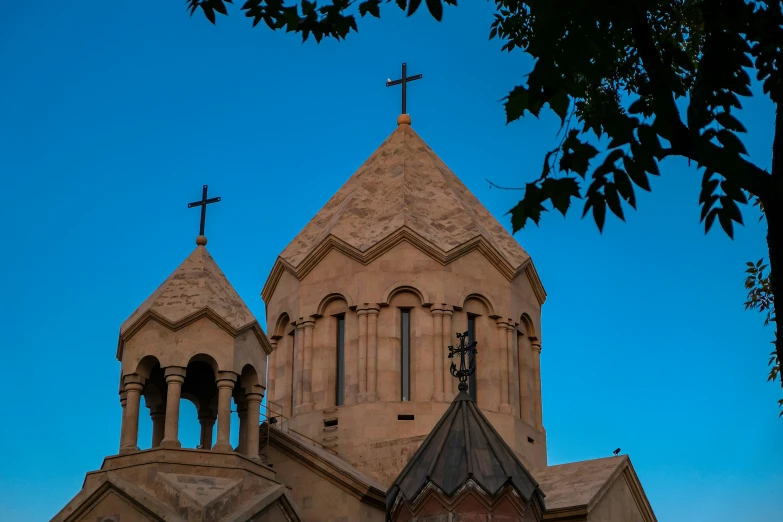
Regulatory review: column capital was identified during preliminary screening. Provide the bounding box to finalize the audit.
[164,366,187,378]
[530,336,542,352]
[216,373,237,389]
[245,392,264,403]
[430,303,454,313]
[300,319,316,328]
[357,303,381,314]
[496,318,512,329]
[430,308,444,317]
[124,381,144,393]
[123,373,145,387]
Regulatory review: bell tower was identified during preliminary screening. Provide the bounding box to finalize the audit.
[53,227,306,522]
[262,115,548,486]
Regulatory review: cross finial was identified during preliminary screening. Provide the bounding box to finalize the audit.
[386,62,422,120]
[187,184,221,245]
[448,332,478,393]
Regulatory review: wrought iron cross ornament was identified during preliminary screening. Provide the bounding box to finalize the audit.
[188,184,221,236]
[386,62,422,115]
[449,332,478,392]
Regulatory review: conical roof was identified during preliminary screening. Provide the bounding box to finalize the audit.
[120,244,257,334]
[386,387,545,515]
[280,122,530,269]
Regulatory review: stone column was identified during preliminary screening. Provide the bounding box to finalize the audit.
[531,339,543,430]
[431,308,444,402]
[357,309,368,403]
[442,310,454,400]
[293,322,304,414]
[160,367,186,449]
[150,405,166,448]
[236,401,248,454]
[213,372,237,452]
[119,379,144,454]
[244,391,264,459]
[366,307,380,402]
[499,322,513,413]
[198,410,216,450]
[267,339,278,407]
[302,320,315,412]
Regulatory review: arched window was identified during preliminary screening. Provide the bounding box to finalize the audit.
[401,308,411,401]
[467,314,477,402]
[336,314,346,406]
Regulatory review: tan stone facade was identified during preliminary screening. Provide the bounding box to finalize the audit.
[53,117,656,522]
[264,123,548,483]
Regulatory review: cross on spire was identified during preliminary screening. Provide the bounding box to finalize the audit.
[188,184,221,238]
[448,332,478,393]
[386,62,422,115]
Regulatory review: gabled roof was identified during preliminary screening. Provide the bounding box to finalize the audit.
[120,244,257,335]
[265,424,386,509]
[532,455,657,521]
[279,121,530,271]
[387,388,545,514]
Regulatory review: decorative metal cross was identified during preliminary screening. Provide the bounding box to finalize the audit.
[386,62,423,115]
[187,184,221,236]
[449,332,478,392]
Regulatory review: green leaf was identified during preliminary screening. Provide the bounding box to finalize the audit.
[425,0,443,21]
[509,183,547,232]
[504,86,530,123]
[716,129,748,155]
[604,183,625,221]
[202,4,217,23]
[705,207,719,233]
[613,169,636,209]
[715,112,748,133]
[407,0,422,16]
[623,156,651,191]
[548,90,570,124]
[542,177,582,216]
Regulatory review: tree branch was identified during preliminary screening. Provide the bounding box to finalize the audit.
[631,8,771,200]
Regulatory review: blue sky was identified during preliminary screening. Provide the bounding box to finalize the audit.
[1,2,781,521]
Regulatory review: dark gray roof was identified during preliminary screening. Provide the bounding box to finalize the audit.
[386,389,545,514]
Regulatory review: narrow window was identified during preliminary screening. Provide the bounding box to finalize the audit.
[467,315,477,402]
[401,309,411,401]
[336,315,345,406]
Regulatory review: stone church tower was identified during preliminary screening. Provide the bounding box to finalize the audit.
[53,114,657,522]
[263,113,547,483]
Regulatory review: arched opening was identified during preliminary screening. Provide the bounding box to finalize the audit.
[462,297,490,409]
[318,296,349,409]
[271,314,294,419]
[181,355,219,449]
[135,355,164,450]
[383,289,424,402]
[518,314,536,424]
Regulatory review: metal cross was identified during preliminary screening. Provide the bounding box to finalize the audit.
[448,332,478,393]
[386,62,422,115]
[187,185,221,236]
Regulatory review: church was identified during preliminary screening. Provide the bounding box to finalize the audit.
[52,112,657,522]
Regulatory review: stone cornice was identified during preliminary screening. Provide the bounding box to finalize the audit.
[262,227,547,305]
[267,427,386,510]
[117,307,272,361]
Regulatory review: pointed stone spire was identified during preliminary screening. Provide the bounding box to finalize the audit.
[119,238,257,338]
[279,121,531,272]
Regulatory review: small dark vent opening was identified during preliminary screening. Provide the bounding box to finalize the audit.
[527,437,535,444]
[398,414,415,421]
[324,419,338,427]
